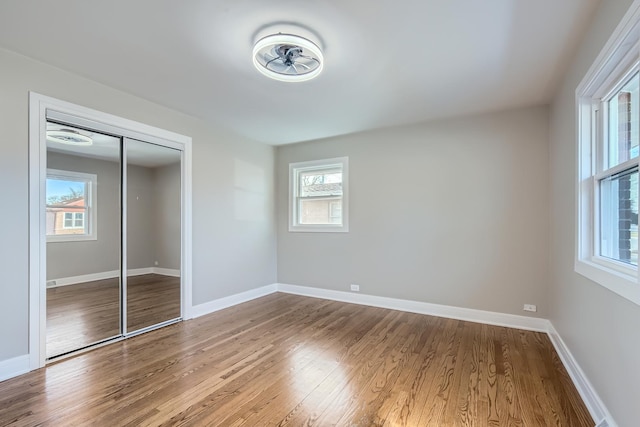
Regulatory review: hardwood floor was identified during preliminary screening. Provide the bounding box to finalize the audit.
[4,293,592,426]
[47,274,180,358]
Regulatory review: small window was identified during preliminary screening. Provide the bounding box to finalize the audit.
[289,157,349,232]
[46,169,97,242]
[576,6,640,306]
[62,212,85,229]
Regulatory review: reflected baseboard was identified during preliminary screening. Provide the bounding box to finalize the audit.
[152,268,180,277]
[47,267,180,287]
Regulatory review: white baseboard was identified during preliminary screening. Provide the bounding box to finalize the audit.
[48,267,180,287]
[276,283,550,332]
[189,284,278,319]
[0,354,30,383]
[47,270,120,287]
[153,267,180,277]
[547,324,617,427]
[128,267,154,277]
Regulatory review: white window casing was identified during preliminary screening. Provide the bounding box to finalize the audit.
[46,168,97,242]
[289,157,349,232]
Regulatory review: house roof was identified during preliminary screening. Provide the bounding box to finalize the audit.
[46,197,85,209]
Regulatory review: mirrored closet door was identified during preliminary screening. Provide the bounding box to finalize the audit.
[45,122,122,358]
[125,139,182,333]
[45,122,183,359]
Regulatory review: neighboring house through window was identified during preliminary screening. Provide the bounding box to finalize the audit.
[46,169,97,242]
[576,7,639,306]
[289,157,349,232]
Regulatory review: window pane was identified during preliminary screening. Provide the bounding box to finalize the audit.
[299,198,342,225]
[74,212,84,227]
[600,167,638,265]
[608,72,639,168]
[299,169,342,198]
[46,177,88,235]
[64,213,73,228]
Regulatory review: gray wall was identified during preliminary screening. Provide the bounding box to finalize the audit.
[548,0,640,426]
[127,162,156,271]
[0,47,277,362]
[277,106,550,317]
[154,162,181,270]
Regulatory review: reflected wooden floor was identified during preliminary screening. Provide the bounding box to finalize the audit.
[5,293,592,426]
[47,274,180,358]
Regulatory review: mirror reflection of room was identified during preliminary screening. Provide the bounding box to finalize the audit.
[45,123,121,358]
[45,124,182,359]
[126,139,181,333]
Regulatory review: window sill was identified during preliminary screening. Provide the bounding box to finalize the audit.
[289,225,349,233]
[47,235,97,243]
[575,258,640,306]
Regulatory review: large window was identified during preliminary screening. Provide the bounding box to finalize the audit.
[46,169,97,242]
[576,6,639,306]
[289,157,349,232]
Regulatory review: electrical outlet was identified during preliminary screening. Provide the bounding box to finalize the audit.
[154,261,159,266]
[350,284,360,292]
[523,304,537,312]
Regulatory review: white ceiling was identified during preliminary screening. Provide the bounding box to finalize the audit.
[0,0,600,145]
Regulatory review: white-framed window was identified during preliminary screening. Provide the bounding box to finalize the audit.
[576,3,640,306]
[46,169,97,242]
[289,157,349,232]
[62,212,85,229]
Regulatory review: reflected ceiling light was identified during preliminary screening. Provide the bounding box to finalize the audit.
[252,33,323,82]
[46,129,93,146]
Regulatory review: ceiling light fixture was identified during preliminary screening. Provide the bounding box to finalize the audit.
[46,129,93,146]
[252,33,323,82]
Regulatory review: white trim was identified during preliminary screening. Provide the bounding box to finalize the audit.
[288,157,349,233]
[0,355,30,383]
[190,284,278,319]
[547,324,618,427]
[154,267,181,277]
[47,270,119,287]
[46,267,180,287]
[29,92,193,370]
[45,168,98,243]
[29,92,47,370]
[181,135,193,319]
[275,283,550,332]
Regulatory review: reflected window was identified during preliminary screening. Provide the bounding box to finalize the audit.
[46,169,97,242]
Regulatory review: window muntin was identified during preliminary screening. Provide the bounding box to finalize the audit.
[46,169,97,241]
[289,157,349,232]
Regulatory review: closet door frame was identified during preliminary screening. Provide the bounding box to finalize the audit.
[28,93,193,369]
